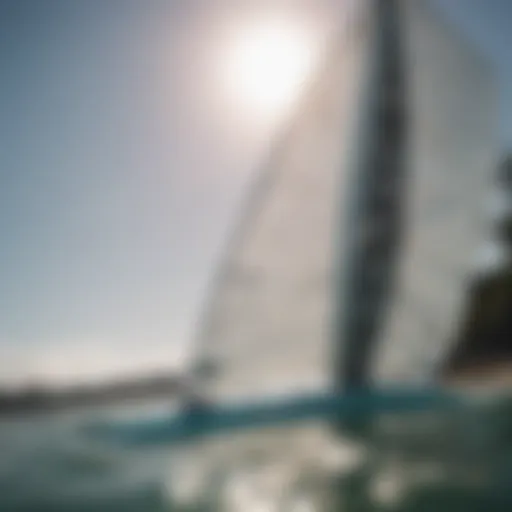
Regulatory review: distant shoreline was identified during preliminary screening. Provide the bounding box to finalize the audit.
[0,373,179,417]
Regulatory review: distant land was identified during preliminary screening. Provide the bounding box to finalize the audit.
[0,372,180,416]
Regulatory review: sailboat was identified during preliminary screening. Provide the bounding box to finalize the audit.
[88,0,499,506]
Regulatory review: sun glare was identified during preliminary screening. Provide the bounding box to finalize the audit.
[223,19,315,118]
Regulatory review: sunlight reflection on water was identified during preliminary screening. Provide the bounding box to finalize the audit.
[0,394,511,511]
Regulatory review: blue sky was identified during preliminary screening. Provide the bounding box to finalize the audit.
[0,0,510,385]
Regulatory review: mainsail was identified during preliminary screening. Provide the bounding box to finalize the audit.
[192,0,373,401]
[191,0,497,403]
[374,1,497,383]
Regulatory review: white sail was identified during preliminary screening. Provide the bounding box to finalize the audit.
[192,0,497,402]
[374,1,497,383]
[193,0,373,401]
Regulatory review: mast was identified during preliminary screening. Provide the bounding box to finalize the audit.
[334,0,407,392]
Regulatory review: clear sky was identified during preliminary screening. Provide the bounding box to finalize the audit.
[0,0,510,386]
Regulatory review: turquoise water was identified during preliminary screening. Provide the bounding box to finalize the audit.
[0,401,174,511]
[1,395,511,511]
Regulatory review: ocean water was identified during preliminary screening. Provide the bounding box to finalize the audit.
[1,395,511,512]
[0,400,175,511]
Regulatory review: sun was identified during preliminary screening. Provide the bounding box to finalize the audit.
[222,19,315,118]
